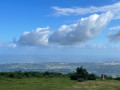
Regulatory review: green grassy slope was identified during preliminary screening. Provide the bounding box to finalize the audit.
[0,77,120,90]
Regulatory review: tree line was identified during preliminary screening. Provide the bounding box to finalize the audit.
[0,71,64,79]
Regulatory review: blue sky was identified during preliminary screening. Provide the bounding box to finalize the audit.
[0,0,120,63]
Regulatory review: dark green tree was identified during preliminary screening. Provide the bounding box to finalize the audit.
[70,66,96,81]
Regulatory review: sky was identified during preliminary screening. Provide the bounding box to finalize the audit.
[0,0,120,63]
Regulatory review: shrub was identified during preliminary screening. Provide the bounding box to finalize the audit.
[0,71,64,79]
[70,73,78,80]
[70,66,89,80]
[88,74,96,80]
[104,75,113,80]
[44,71,49,76]
[77,78,84,82]
[70,66,97,82]
[115,77,120,80]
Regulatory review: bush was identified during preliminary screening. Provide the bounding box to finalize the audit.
[70,66,97,82]
[115,77,120,80]
[70,66,89,80]
[88,74,96,80]
[70,73,78,80]
[44,71,49,76]
[77,78,84,82]
[104,75,113,80]
[0,71,64,79]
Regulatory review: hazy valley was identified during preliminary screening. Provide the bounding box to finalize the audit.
[1,62,120,77]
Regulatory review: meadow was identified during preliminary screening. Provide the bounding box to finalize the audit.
[0,77,120,90]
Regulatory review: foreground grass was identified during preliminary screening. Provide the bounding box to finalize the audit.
[0,77,120,90]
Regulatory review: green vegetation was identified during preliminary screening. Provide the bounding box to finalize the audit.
[0,71,64,79]
[70,67,97,81]
[0,77,120,90]
[77,78,84,82]
[0,66,120,81]
[0,67,120,90]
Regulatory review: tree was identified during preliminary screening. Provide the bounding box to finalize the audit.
[76,67,89,80]
[70,66,96,81]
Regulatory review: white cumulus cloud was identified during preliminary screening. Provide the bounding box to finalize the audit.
[18,27,51,46]
[52,2,120,19]
[49,11,113,45]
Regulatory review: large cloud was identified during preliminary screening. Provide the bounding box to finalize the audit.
[18,27,51,46]
[52,2,120,19]
[49,11,113,45]
[17,12,113,46]
[107,30,120,42]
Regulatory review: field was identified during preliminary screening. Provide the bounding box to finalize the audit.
[0,77,120,90]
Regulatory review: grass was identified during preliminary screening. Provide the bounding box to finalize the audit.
[0,77,120,90]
